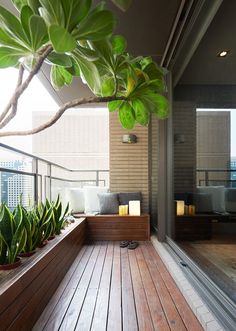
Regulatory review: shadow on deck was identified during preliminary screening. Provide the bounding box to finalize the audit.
[33,241,203,331]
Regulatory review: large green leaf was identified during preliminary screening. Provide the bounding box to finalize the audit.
[108,100,123,112]
[118,101,135,129]
[0,205,13,246]
[111,0,132,11]
[101,76,115,96]
[0,47,22,68]
[111,35,126,54]
[143,62,164,80]
[28,0,41,14]
[60,0,92,31]
[73,10,116,41]
[12,0,28,11]
[29,15,48,50]
[76,45,99,61]
[0,5,28,44]
[20,5,34,42]
[47,52,72,67]
[89,39,113,67]
[39,0,65,26]
[73,53,101,94]
[0,28,28,51]
[49,25,76,53]
[66,58,80,76]
[132,98,149,126]
[50,64,66,90]
[58,66,73,85]
[142,93,169,119]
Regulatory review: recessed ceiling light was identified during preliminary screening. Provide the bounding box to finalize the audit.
[217,50,229,57]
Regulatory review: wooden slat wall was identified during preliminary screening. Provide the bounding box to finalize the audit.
[173,102,196,193]
[109,112,149,212]
[85,215,150,241]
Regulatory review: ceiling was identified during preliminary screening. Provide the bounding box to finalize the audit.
[1,0,184,105]
[179,0,236,85]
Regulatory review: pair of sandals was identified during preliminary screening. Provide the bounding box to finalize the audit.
[120,240,139,249]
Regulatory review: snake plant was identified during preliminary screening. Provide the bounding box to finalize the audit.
[0,203,27,265]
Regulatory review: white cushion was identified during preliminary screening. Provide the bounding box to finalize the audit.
[197,186,225,213]
[67,188,85,213]
[84,186,108,213]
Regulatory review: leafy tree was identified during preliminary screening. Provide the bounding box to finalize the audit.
[0,0,169,137]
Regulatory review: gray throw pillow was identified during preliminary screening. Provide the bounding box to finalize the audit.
[118,192,142,205]
[98,193,119,214]
[193,193,213,213]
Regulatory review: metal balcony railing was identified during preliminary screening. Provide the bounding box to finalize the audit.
[197,168,236,187]
[0,143,109,209]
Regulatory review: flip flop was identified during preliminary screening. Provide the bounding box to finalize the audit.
[128,241,139,250]
[120,240,130,248]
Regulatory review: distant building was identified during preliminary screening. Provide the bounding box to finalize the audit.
[0,160,33,208]
[32,109,110,194]
[231,157,236,187]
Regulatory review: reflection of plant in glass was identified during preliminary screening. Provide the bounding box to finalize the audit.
[0,0,169,137]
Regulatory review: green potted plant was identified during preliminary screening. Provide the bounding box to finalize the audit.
[52,195,69,235]
[0,203,26,269]
[18,206,39,256]
[34,200,55,247]
[0,0,168,138]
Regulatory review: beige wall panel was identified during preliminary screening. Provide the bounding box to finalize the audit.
[109,112,149,212]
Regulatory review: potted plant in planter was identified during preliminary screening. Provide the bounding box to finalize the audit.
[0,204,26,269]
[18,206,39,257]
[52,195,69,235]
[0,0,169,139]
[33,200,55,246]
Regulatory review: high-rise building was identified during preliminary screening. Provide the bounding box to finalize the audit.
[0,160,33,208]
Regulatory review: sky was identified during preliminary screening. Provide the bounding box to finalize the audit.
[0,67,58,152]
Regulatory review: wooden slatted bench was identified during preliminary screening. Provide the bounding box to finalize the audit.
[74,214,150,241]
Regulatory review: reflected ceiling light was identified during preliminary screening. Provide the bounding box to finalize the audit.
[217,50,229,57]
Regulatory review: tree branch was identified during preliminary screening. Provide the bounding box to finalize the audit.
[0,64,25,129]
[0,45,53,128]
[0,95,125,137]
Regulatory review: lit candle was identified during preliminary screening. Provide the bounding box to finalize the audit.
[176,200,185,216]
[129,201,141,216]
[188,205,195,215]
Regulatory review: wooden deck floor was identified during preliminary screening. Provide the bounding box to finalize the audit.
[33,241,203,331]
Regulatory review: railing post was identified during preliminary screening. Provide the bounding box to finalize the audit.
[205,170,209,186]
[47,164,52,200]
[32,159,39,205]
[96,171,99,186]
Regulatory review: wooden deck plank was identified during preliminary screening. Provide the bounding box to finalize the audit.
[135,245,171,331]
[107,242,122,331]
[74,242,108,331]
[32,241,203,331]
[90,242,114,331]
[141,244,188,331]
[32,245,87,331]
[42,244,97,331]
[121,246,139,331]
[58,243,102,331]
[128,248,155,331]
[145,242,203,331]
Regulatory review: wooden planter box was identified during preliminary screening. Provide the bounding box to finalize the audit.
[0,218,86,331]
[84,214,150,241]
